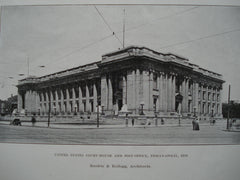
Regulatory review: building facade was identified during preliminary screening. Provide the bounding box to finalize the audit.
[17,46,224,118]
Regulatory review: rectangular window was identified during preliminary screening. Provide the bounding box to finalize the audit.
[75,87,79,98]
[59,102,61,112]
[82,86,86,97]
[153,73,158,89]
[90,100,94,112]
[43,93,46,101]
[53,91,56,101]
[63,89,67,99]
[89,84,93,97]
[58,90,61,100]
[69,88,73,99]
[208,92,211,101]
[202,103,205,114]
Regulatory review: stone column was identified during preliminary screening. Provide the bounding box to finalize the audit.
[24,91,29,112]
[156,73,160,112]
[185,79,189,113]
[162,74,167,112]
[142,70,150,110]
[135,69,140,113]
[86,83,90,112]
[122,75,127,105]
[209,86,212,115]
[193,82,199,114]
[181,79,186,113]
[17,91,23,111]
[149,71,154,111]
[127,70,135,111]
[132,70,136,112]
[167,74,172,112]
[108,76,113,111]
[181,78,189,113]
[50,90,53,114]
[72,87,76,112]
[101,75,108,109]
[60,90,64,113]
[219,89,222,115]
[79,85,83,112]
[93,82,98,112]
[55,90,59,113]
[45,91,49,114]
[66,88,70,112]
[158,73,164,112]
[172,75,176,112]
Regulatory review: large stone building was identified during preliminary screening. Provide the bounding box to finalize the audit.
[17,46,224,118]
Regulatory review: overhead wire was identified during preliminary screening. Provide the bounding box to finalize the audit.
[160,27,240,49]
[31,33,114,73]
[94,5,123,47]
[117,6,198,33]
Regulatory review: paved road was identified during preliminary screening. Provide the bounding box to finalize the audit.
[0,121,239,144]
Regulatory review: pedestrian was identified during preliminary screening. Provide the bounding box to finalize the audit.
[131,118,135,127]
[31,114,36,127]
[192,116,200,131]
[125,114,128,127]
[161,118,164,125]
[213,119,216,125]
[192,119,195,130]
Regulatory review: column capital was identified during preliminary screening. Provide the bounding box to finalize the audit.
[169,72,177,77]
[159,71,165,76]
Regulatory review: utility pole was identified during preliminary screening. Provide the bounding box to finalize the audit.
[227,85,231,130]
[123,9,125,48]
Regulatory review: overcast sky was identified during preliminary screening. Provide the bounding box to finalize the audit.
[0,5,240,101]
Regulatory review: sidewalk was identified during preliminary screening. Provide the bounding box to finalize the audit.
[0,120,224,129]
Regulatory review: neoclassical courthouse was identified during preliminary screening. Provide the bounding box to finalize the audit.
[17,46,224,118]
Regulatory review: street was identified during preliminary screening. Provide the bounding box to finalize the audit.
[0,120,239,144]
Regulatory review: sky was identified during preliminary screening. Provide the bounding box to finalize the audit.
[0,5,240,101]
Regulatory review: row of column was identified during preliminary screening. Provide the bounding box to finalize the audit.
[100,70,180,114]
[157,73,176,112]
[38,83,98,114]
[196,84,222,116]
